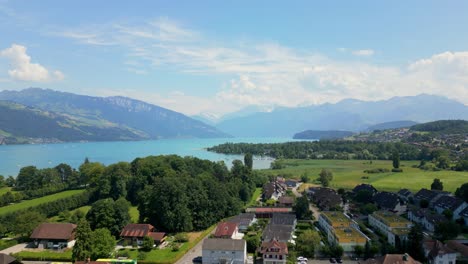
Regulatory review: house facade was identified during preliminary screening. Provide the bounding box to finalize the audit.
[120,224,165,245]
[368,211,412,247]
[319,212,368,252]
[423,240,457,264]
[30,223,77,249]
[259,239,288,264]
[214,222,242,239]
[202,238,246,264]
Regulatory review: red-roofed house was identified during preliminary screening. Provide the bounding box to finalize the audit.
[259,239,288,264]
[120,224,166,246]
[214,222,240,239]
[30,223,77,249]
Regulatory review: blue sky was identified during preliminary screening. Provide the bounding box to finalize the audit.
[1,0,468,117]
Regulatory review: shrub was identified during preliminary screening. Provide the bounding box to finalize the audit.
[174,233,189,243]
[391,168,403,172]
[364,168,390,174]
[137,252,147,260]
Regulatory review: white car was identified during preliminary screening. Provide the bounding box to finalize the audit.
[303,258,308,262]
[297,257,305,261]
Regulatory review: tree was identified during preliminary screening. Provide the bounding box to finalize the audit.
[90,228,116,260]
[319,169,333,187]
[244,153,253,170]
[72,220,93,262]
[360,203,378,215]
[392,151,400,169]
[86,198,130,237]
[296,230,321,257]
[407,224,425,262]
[245,234,261,253]
[436,156,450,169]
[355,190,374,204]
[419,199,429,208]
[354,245,364,258]
[5,176,15,187]
[455,183,468,202]
[431,178,444,191]
[301,171,309,183]
[434,221,461,241]
[12,211,45,237]
[294,196,312,220]
[141,236,154,251]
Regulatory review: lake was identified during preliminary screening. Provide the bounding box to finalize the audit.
[0,137,298,177]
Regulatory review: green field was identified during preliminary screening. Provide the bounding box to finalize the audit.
[0,187,14,196]
[260,159,468,192]
[14,249,72,261]
[246,187,262,208]
[48,205,91,222]
[0,189,85,216]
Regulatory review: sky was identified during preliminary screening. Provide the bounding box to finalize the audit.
[0,0,468,118]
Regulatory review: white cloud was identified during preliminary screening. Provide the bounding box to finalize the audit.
[352,49,375,56]
[0,44,64,82]
[54,18,468,115]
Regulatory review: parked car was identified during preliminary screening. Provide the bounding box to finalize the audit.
[192,256,202,263]
[329,258,336,263]
[336,258,343,263]
[297,257,305,261]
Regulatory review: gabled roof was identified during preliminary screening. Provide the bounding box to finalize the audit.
[214,222,238,238]
[148,232,165,241]
[433,195,465,211]
[414,188,439,201]
[263,224,294,234]
[373,192,400,210]
[353,184,378,194]
[278,196,294,205]
[446,240,468,257]
[0,253,16,264]
[398,189,412,197]
[271,213,296,226]
[310,187,342,209]
[423,240,456,259]
[30,223,76,240]
[423,213,447,225]
[259,239,288,254]
[120,224,154,238]
[203,238,245,251]
[228,213,256,226]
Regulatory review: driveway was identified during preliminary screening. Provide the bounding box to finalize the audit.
[175,229,215,264]
[0,242,29,254]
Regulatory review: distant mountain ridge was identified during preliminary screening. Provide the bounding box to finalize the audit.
[293,130,354,140]
[366,120,419,131]
[0,88,228,143]
[216,94,468,137]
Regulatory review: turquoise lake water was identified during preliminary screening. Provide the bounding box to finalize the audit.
[0,138,298,177]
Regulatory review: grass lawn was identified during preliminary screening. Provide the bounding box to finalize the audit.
[130,206,140,223]
[14,249,73,261]
[246,187,262,208]
[0,239,18,250]
[48,205,91,222]
[260,159,468,192]
[0,187,14,195]
[118,224,217,264]
[0,189,85,216]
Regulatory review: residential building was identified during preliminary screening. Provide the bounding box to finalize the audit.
[30,223,76,249]
[460,207,468,225]
[319,211,368,252]
[421,214,448,233]
[271,213,296,228]
[263,181,286,201]
[120,224,166,245]
[433,195,467,220]
[202,238,247,264]
[262,224,294,243]
[245,207,293,219]
[278,196,294,207]
[446,240,468,261]
[373,192,406,214]
[368,211,412,246]
[228,213,257,233]
[308,187,342,211]
[214,222,242,239]
[0,253,16,264]
[397,189,413,203]
[359,253,421,264]
[285,180,298,188]
[353,184,378,196]
[259,239,288,264]
[413,189,449,208]
[423,240,457,264]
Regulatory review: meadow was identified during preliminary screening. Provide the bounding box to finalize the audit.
[0,189,85,216]
[260,159,468,192]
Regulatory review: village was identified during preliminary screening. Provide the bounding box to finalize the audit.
[1,176,466,264]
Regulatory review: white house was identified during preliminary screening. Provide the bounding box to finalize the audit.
[202,238,246,264]
[423,240,457,264]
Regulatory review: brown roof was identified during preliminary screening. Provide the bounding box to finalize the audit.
[278,196,294,205]
[360,254,421,264]
[446,240,468,257]
[148,232,166,241]
[0,253,15,264]
[248,207,292,213]
[214,222,238,238]
[120,224,155,238]
[259,239,288,255]
[423,240,456,259]
[30,223,76,240]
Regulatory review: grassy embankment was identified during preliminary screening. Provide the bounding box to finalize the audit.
[0,189,85,216]
[260,159,468,192]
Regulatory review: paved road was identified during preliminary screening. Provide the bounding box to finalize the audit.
[0,243,29,254]
[175,229,215,264]
[292,184,321,220]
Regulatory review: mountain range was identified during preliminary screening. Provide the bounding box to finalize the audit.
[215,94,468,137]
[0,88,227,143]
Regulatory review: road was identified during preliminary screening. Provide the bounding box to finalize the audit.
[0,242,29,254]
[175,229,215,264]
[292,183,321,220]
